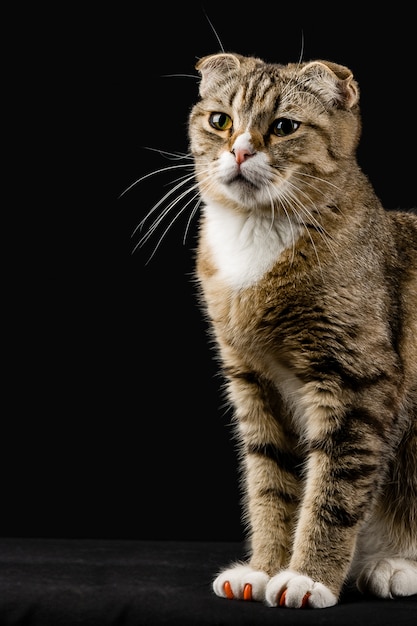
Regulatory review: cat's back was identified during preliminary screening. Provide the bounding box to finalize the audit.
[387,209,417,384]
[387,209,417,307]
[389,209,417,259]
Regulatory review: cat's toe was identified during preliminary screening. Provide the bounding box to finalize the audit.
[390,569,415,597]
[212,565,269,601]
[265,570,338,609]
[358,558,417,598]
[265,571,311,608]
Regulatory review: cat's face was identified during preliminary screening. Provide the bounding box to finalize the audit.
[188,53,360,216]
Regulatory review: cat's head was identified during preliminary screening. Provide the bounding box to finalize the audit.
[188,53,361,215]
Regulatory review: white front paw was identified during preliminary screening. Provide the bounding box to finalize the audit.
[265,570,338,609]
[357,558,417,598]
[213,564,270,601]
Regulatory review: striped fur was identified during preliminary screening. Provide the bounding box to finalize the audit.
[189,53,417,608]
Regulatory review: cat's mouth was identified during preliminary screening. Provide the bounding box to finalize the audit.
[227,172,259,189]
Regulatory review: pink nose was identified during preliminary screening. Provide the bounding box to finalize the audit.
[232,147,254,165]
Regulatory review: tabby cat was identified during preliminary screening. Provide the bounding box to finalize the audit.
[139,52,417,609]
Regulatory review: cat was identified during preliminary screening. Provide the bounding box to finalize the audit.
[134,52,417,609]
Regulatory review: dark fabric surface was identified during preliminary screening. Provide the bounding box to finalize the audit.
[0,537,415,626]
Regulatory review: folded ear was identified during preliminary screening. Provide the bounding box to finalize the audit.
[300,60,359,109]
[195,53,242,97]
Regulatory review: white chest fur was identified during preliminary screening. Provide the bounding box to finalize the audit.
[203,202,301,290]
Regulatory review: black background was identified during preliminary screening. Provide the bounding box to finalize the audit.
[4,4,416,542]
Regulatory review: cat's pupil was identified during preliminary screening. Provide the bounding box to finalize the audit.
[272,118,300,137]
[209,112,233,131]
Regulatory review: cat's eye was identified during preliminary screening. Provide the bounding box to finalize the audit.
[209,112,233,131]
[272,118,300,137]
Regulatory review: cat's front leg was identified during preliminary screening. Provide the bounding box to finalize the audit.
[212,369,302,603]
[265,414,387,609]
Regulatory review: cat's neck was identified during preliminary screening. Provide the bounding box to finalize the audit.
[201,201,303,290]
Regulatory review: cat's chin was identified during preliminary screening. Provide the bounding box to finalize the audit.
[215,182,276,213]
[227,173,259,188]
[218,171,260,199]
[224,180,262,206]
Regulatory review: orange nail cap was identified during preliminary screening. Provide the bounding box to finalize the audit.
[223,581,234,599]
[243,583,252,601]
[279,589,287,606]
[301,592,311,608]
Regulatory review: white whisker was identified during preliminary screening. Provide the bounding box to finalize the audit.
[134,190,201,263]
[183,196,203,245]
[137,178,199,239]
[142,147,193,160]
[293,171,342,192]
[119,163,192,199]
[160,74,199,80]
[135,173,197,234]
[280,173,339,260]
[264,182,297,266]
[202,8,225,53]
[283,194,325,278]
